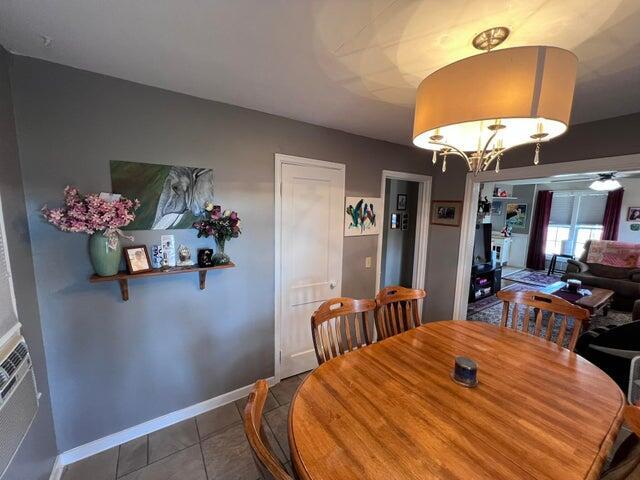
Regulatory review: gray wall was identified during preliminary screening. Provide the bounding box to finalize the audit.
[423,112,640,321]
[381,179,418,288]
[9,56,436,451]
[0,49,57,479]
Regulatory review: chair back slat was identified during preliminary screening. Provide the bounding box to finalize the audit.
[375,286,427,340]
[495,290,590,351]
[311,297,377,365]
[244,380,293,480]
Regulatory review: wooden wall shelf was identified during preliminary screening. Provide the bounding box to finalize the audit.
[89,263,235,301]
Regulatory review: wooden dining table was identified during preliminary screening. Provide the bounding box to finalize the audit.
[288,321,625,480]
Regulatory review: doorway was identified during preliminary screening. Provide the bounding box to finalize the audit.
[375,171,431,294]
[274,154,345,381]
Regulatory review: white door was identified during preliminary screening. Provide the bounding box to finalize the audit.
[278,159,344,378]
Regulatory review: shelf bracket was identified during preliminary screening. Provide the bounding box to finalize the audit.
[199,271,207,290]
[118,279,129,302]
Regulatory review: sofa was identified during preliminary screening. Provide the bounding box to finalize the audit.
[563,240,640,310]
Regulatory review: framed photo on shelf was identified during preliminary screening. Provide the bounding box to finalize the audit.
[431,200,462,227]
[397,194,407,211]
[123,245,153,274]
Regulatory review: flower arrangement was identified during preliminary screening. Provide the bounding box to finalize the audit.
[42,186,139,248]
[192,203,241,242]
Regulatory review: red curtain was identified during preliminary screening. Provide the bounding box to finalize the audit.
[526,190,553,270]
[602,188,624,240]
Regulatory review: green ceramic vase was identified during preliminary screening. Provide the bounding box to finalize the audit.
[88,232,121,276]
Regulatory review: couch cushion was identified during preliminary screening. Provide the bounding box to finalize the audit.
[587,263,633,279]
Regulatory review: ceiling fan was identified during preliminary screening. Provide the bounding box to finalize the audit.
[589,172,622,191]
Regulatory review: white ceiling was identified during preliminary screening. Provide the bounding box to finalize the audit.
[1,0,640,145]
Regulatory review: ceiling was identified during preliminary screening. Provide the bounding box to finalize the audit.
[1,0,640,145]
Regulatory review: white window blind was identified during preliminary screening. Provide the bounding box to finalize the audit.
[550,195,574,225]
[577,194,607,225]
[0,195,18,341]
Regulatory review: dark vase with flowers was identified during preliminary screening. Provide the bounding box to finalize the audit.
[192,204,241,266]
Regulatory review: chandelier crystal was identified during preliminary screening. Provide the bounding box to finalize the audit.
[412,27,578,175]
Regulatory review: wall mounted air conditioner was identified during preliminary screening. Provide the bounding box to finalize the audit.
[0,335,38,478]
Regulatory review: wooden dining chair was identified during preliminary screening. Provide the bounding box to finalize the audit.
[374,286,427,340]
[495,290,590,351]
[243,380,293,480]
[600,404,640,479]
[311,297,376,365]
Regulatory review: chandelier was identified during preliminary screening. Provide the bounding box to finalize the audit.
[413,27,578,175]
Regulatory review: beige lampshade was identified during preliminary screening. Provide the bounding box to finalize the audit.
[413,46,578,152]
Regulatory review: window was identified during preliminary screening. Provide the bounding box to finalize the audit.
[574,225,603,258]
[544,191,606,258]
[546,225,571,255]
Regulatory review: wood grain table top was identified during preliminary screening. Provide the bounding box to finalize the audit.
[288,321,625,480]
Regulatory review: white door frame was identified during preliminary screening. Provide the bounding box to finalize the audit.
[375,170,432,294]
[452,153,640,320]
[274,153,346,383]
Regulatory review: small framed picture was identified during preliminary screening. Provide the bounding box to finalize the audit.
[390,213,399,229]
[397,194,407,211]
[123,246,152,274]
[431,200,463,227]
[401,212,409,230]
[627,207,640,221]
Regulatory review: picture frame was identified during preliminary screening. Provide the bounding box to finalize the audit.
[344,197,381,236]
[401,212,409,231]
[123,245,153,274]
[397,194,407,211]
[627,207,640,221]
[506,203,528,228]
[431,200,462,227]
[390,213,398,229]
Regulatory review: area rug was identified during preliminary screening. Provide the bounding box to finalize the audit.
[503,269,562,287]
[467,283,533,316]
[469,302,631,334]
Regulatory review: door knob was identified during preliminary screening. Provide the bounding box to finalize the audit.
[329,281,337,289]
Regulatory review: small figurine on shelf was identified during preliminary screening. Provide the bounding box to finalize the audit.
[177,245,193,267]
[501,225,512,237]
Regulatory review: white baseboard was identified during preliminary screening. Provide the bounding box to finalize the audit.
[48,455,63,480]
[58,376,276,466]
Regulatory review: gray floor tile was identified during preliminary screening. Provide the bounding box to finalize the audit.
[263,420,286,464]
[119,444,206,480]
[264,404,290,461]
[148,419,198,463]
[62,447,118,480]
[270,375,301,406]
[201,422,260,480]
[297,370,312,381]
[196,402,241,439]
[118,435,148,477]
[235,390,279,418]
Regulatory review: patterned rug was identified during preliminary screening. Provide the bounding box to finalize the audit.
[469,302,632,339]
[503,269,562,287]
[467,283,533,316]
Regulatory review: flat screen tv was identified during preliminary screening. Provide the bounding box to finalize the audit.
[472,223,492,266]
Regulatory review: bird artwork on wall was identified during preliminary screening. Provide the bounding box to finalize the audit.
[110,160,215,229]
[344,197,380,236]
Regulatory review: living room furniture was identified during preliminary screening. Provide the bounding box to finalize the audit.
[540,281,615,320]
[469,263,502,303]
[496,290,590,351]
[289,321,624,480]
[491,235,511,266]
[375,286,426,339]
[547,253,573,276]
[563,239,640,309]
[311,297,376,365]
[600,405,640,480]
[576,321,640,395]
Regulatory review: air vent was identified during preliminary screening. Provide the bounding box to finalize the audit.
[1,359,15,377]
[0,343,27,379]
[15,343,27,360]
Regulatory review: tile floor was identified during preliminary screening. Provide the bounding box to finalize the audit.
[61,373,307,480]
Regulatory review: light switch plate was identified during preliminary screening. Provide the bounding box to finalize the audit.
[365,256,372,268]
